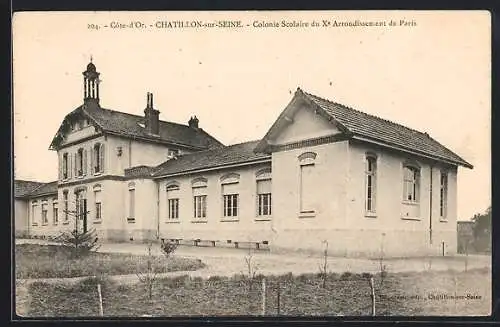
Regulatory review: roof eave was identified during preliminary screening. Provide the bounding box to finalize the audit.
[104,131,208,151]
[351,135,473,169]
[152,157,272,180]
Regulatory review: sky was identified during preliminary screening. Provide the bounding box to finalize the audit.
[13,11,491,220]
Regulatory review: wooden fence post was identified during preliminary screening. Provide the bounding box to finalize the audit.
[97,283,104,316]
[369,277,375,316]
[261,278,266,316]
[277,281,281,316]
[465,241,469,272]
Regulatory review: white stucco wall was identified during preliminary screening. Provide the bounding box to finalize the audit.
[157,163,274,243]
[14,199,29,236]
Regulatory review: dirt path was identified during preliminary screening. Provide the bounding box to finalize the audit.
[15,280,30,317]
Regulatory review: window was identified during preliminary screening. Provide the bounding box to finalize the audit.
[128,188,135,220]
[167,184,180,220]
[403,165,420,202]
[221,174,240,219]
[192,178,207,219]
[93,143,104,174]
[256,169,272,217]
[41,201,48,225]
[63,191,69,223]
[193,195,207,218]
[223,194,239,217]
[365,156,377,214]
[62,153,68,179]
[298,152,317,214]
[168,199,179,219]
[76,148,87,177]
[75,190,87,223]
[53,199,58,225]
[440,171,448,219]
[31,201,38,225]
[94,187,102,220]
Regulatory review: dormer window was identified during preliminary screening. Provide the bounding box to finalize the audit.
[168,149,179,158]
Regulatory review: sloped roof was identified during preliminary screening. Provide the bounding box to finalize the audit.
[50,104,224,150]
[152,140,270,178]
[257,88,472,168]
[15,180,57,198]
[14,180,44,198]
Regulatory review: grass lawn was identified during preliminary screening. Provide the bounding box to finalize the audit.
[15,243,205,279]
[22,268,491,317]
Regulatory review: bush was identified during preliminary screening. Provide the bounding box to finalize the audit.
[340,271,353,280]
[160,240,178,258]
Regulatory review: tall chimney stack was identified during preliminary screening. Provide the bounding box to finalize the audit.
[144,92,160,135]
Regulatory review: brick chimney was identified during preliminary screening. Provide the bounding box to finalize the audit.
[188,115,199,129]
[144,92,160,135]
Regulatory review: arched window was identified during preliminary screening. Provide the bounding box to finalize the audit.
[192,178,207,219]
[76,148,87,177]
[63,190,69,223]
[166,182,180,220]
[256,168,272,217]
[93,184,102,221]
[62,153,69,180]
[128,182,135,221]
[365,155,377,214]
[221,173,240,218]
[298,152,317,215]
[92,143,105,174]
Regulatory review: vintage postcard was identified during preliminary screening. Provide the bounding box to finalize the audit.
[13,10,491,318]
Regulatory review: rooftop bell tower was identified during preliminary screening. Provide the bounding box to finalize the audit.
[83,57,100,106]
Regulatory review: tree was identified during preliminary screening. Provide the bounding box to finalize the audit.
[56,200,100,258]
[471,206,491,252]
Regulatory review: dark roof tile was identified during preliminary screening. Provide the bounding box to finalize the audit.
[14,180,44,198]
[152,140,270,177]
[50,104,224,150]
[302,90,472,168]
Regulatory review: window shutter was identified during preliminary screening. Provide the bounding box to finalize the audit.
[193,186,207,196]
[90,146,94,174]
[83,149,88,175]
[94,190,102,203]
[58,155,62,180]
[257,179,271,194]
[222,183,238,195]
[74,153,78,176]
[300,164,315,212]
[100,144,105,173]
[68,153,72,178]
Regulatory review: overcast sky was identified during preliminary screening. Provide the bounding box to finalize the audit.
[13,11,490,220]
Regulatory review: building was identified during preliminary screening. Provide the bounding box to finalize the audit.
[13,61,473,257]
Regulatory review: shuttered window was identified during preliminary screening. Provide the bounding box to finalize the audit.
[300,164,315,213]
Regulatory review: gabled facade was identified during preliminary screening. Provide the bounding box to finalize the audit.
[14,62,472,257]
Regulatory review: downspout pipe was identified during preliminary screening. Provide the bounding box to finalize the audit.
[156,181,160,240]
